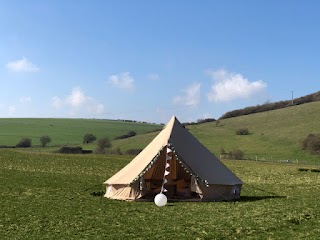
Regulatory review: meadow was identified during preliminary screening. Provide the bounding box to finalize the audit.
[1,102,320,239]
[1,149,320,239]
[0,118,161,147]
[2,102,320,164]
[114,102,320,164]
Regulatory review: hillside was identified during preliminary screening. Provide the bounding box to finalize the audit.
[114,101,320,164]
[2,101,320,164]
[221,90,320,119]
[0,118,161,146]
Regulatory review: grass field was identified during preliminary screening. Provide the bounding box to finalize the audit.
[114,102,320,164]
[1,102,320,238]
[1,149,320,239]
[0,118,161,147]
[2,101,320,164]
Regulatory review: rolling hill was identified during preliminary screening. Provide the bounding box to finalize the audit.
[114,101,320,164]
[1,101,320,164]
[0,118,161,146]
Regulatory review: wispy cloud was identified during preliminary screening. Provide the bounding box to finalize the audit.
[148,73,159,81]
[51,87,105,116]
[8,106,16,115]
[5,57,40,72]
[206,69,267,102]
[20,96,32,104]
[51,96,63,109]
[173,82,201,107]
[108,72,134,90]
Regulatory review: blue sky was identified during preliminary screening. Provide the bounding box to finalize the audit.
[1,1,320,123]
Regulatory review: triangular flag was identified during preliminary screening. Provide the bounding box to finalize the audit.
[167,148,172,153]
[164,170,170,176]
[165,163,170,169]
[166,155,172,161]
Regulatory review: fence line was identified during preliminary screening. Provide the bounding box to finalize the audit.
[220,155,320,166]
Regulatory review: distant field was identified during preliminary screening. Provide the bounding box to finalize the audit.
[114,101,320,164]
[2,101,320,164]
[1,149,320,239]
[0,118,162,146]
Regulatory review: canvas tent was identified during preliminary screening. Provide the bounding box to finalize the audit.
[104,116,242,201]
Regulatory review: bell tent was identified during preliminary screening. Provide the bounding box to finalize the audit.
[104,116,242,201]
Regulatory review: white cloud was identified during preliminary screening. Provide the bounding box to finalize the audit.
[92,103,105,115]
[8,106,16,115]
[20,96,32,104]
[206,69,267,102]
[148,73,159,81]
[51,96,63,109]
[173,82,201,107]
[66,87,89,107]
[51,87,105,116]
[108,72,134,90]
[5,57,40,72]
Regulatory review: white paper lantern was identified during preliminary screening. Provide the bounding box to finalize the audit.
[154,193,167,207]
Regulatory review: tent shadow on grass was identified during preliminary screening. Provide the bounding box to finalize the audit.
[237,195,287,202]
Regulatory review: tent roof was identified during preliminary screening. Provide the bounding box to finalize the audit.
[105,116,242,185]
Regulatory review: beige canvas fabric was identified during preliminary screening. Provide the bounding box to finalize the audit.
[104,116,243,201]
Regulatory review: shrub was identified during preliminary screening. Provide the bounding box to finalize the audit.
[220,148,226,155]
[0,145,15,148]
[228,149,244,160]
[302,134,320,154]
[114,131,137,140]
[196,118,216,124]
[82,150,93,154]
[105,147,122,155]
[235,128,250,135]
[125,149,143,155]
[183,118,216,126]
[90,190,105,196]
[40,135,51,147]
[95,137,112,154]
[220,91,320,120]
[83,133,97,144]
[16,138,32,148]
[58,146,83,154]
[113,147,122,155]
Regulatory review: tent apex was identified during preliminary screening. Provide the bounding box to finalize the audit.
[169,115,180,123]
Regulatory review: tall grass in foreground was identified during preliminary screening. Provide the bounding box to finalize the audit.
[1,149,320,239]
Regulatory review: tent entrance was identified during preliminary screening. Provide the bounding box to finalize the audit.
[141,148,200,200]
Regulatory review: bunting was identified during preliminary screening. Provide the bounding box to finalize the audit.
[169,142,210,188]
[154,144,172,206]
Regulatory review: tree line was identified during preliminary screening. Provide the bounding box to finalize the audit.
[220,91,320,120]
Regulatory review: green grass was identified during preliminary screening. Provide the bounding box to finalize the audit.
[0,118,161,146]
[2,102,320,238]
[1,149,320,239]
[2,101,320,163]
[188,101,320,164]
[114,101,320,164]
